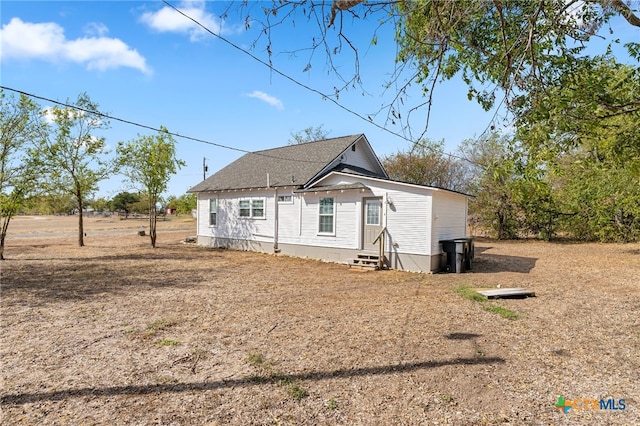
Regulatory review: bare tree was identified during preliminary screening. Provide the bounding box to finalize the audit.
[288,125,330,144]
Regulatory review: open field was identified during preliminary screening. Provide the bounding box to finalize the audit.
[1,215,639,425]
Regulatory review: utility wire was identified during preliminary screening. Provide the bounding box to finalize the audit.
[163,0,414,142]
[161,1,477,165]
[2,3,481,167]
[0,85,326,164]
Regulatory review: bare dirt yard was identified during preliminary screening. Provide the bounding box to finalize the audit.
[1,215,638,425]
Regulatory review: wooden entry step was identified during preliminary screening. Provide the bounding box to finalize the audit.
[349,253,382,270]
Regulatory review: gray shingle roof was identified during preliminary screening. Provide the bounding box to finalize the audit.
[189,134,366,192]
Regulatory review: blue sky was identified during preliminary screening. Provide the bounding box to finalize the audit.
[1,1,637,198]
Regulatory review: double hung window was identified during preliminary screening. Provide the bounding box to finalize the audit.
[318,197,335,234]
[209,199,217,226]
[239,199,265,218]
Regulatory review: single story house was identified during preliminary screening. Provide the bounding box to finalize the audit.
[188,134,470,272]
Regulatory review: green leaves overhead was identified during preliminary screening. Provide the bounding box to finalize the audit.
[516,59,640,170]
[394,0,639,113]
[236,0,639,137]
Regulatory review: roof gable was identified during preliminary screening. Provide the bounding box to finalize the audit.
[189,134,387,192]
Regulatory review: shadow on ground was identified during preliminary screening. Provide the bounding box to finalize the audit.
[471,249,537,274]
[0,247,230,304]
[0,356,505,406]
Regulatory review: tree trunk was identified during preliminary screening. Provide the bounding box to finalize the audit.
[497,211,505,240]
[546,211,553,242]
[0,215,10,260]
[149,198,157,248]
[77,194,85,247]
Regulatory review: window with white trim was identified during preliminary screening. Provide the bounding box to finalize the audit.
[209,199,217,226]
[318,197,335,234]
[239,198,266,218]
[277,194,293,204]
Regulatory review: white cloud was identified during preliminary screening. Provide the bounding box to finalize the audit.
[42,106,90,123]
[42,106,57,124]
[42,107,106,150]
[65,37,148,72]
[139,1,225,42]
[0,18,64,60]
[245,91,284,110]
[0,17,150,74]
[83,22,109,37]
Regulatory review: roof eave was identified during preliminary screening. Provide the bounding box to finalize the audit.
[309,171,473,197]
[188,184,302,194]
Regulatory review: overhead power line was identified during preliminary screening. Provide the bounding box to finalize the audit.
[161,1,477,165]
[0,85,326,164]
[2,2,480,167]
[162,0,414,142]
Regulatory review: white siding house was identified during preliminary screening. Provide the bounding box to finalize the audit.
[189,134,470,272]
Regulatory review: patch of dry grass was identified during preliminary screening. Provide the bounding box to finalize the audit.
[1,216,639,424]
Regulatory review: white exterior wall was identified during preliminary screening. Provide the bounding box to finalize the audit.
[339,141,376,171]
[198,188,362,250]
[313,175,432,256]
[196,195,210,237]
[279,191,360,249]
[430,190,468,254]
[273,190,298,241]
[198,189,277,245]
[383,186,431,255]
[314,138,384,180]
[196,175,468,260]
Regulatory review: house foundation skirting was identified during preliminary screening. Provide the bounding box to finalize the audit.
[197,236,442,273]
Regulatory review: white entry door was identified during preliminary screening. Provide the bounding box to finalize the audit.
[362,197,383,251]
